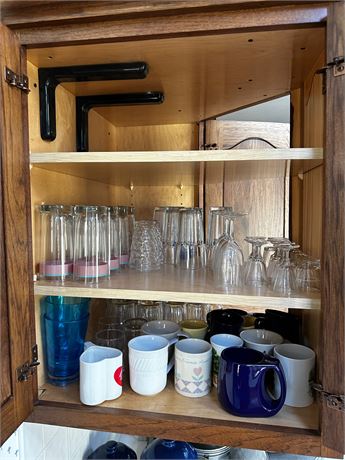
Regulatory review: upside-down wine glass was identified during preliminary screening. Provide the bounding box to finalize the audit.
[243,237,268,288]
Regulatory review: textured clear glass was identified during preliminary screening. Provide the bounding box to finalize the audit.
[163,302,185,323]
[73,205,110,282]
[39,205,73,281]
[129,220,163,271]
[184,303,211,321]
[105,299,138,324]
[95,328,124,350]
[137,301,163,321]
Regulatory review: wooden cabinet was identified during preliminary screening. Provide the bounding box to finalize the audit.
[0,1,344,457]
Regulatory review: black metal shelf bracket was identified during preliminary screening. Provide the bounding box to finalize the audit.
[76,92,164,152]
[38,62,148,141]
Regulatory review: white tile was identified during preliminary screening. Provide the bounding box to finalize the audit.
[43,427,68,460]
[42,426,62,448]
[67,428,90,459]
[22,423,44,460]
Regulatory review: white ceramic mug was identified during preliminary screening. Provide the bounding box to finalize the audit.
[80,345,122,406]
[274,343,315,407]
[210,334,243,387]
[128,334,177,396]
[141,320,189,340]
[175,338,212,398]
[240,329,283,354]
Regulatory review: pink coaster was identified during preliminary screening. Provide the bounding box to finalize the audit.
[110,257,120,271]
[74,260,109,278]
[40,261,73,277]
[120,254,129,265]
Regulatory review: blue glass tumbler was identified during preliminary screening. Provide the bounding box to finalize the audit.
[43,308,89,386]
[41,296,90,322]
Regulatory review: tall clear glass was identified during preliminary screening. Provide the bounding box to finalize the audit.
[73,205,110,282]
[39,204,73,281]
[118,206,130,266]
[108,206,121,272]
[175,208,206,269]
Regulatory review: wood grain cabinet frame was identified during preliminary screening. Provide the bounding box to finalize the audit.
[0,1,344,457]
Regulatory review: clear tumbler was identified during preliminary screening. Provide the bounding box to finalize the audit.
[175,208,206,270]
[73,205,110,282]
[39,204,73,281]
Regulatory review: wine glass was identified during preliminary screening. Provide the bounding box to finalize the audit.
[272,244,299,295]
[212,213,245,291]
[266,237,291,282]
[243,237,268,288]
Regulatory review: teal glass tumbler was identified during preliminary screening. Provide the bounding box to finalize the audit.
[41,296,90,322]
[43,314,89,386]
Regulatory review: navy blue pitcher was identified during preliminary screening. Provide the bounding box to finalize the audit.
[218,347,286,417]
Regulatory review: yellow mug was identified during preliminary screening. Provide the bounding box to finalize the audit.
[180,320,208,339]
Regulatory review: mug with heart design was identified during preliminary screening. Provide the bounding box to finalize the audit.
[175,338,212,398]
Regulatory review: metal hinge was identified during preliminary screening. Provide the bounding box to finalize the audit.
[317,56,345,77]
[312,383,345,412]
[4,66,30,93]
[17,345,40,382]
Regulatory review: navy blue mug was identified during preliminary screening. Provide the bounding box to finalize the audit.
[218,347,286,417]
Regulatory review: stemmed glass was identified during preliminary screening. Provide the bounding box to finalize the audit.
[243,237,268,288]
[272,244,299,295]
[266,237,290,282]
[212,212,245,291]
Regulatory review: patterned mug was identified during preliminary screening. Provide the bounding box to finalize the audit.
[174,338,212,398]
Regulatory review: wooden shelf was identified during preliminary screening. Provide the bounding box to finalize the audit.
[29,380,320,456]
[34,266,320,310]
[30,148,323,164]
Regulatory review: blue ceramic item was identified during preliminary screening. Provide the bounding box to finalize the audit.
[88,441,137,459]
[141,439,198,459]
[218,347,286,417]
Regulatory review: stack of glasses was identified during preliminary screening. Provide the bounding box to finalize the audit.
[38,204,135,283]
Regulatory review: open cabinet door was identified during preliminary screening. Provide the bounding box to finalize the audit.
[0,24,36,444]
[321,2,345,457]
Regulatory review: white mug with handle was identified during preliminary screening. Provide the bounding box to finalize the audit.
[274,343,315,407]
[80,344,123,406]
[128,334,178,396]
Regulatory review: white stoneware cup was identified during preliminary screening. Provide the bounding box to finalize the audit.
[141,320,189,340]
[274,343,315,407]
[240,329,283,355]
[175,338,212,398]
[80,345,122,406]
[210,334,243,387]
[128,334,177,396]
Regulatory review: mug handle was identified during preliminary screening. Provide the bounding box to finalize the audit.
[258,359,286,414]
[177,331,190,339]
[167,337,179,373]
[254,317,266,329]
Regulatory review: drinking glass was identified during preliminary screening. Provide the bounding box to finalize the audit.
[123,318,148,344]
[153,206,169,236]
[266,237,290,282]
[137,301,163,321]
[129,220,163,271]
[42,296,90,322]
[163,302,185,323]
[207,207,233,264]
[243,237,268,288]
[98,316,120,330]
[43,314,89,386]
[163,207,183,264]
[105,299,138,324]
[39,204,73,281]
[108,206,121,272]
[272,244,298,295]
[175,208,206,269]
[128,206,135,246]
[212,213,244,290]
[73,205,110,282]
[296,259,320,292]
[117,206,130,266]
[95,328,124,350]
[184,303,211,321]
